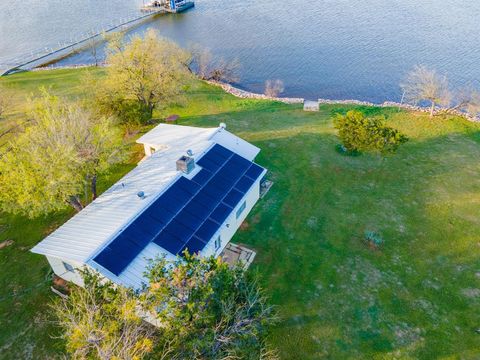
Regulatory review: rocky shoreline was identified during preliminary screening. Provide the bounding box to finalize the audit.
[207,80,479,122]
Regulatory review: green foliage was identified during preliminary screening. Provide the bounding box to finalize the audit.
[2,68,480,359]
[53,271,156,359]
[333,110,408,154]
[142,253,277,359]
[0,91,126,217]
[92,29,191,124]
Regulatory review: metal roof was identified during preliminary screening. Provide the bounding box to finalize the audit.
[31,124,260,265]
[90,144,265,277]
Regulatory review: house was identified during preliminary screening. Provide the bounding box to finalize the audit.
[31,123,267,290]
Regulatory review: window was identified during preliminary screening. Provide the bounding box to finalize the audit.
[63,262,75,272]
[236,201,247,219]
[215,236,222,251]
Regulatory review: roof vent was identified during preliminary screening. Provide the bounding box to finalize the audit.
[187,149,194,156]
[219,122,227,129]
[137,191,146,199]
[176,156,195,174]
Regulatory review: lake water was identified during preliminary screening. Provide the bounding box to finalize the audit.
[1,0,480,102]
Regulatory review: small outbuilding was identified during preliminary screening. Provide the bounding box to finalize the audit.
[303,100,320,112]
[31,123,267,290]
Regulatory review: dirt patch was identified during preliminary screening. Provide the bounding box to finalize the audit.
[240,221,250,231]
[0,239,14,249]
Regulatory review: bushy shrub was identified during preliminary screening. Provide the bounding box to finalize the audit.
[333,110,408,154]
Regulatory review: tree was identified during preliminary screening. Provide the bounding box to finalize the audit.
[0,91,125,217]
[401,65,451,117]
[141,253,277,359]
[264,79,284,97]
[189,45,240,83]
[97,29,191,121]
[451,87,480,118]
[0,85,9,119]
[334,110,408,154]
[86,31,100,67]
[52,272,157,360]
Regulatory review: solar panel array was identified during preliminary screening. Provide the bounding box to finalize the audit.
[93,144,265,276]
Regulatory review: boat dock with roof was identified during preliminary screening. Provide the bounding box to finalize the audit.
[141,0,195,13]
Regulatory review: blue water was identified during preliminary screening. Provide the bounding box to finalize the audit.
[1,0,480,102]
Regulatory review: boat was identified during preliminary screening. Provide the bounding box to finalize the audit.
[141,0,195,13]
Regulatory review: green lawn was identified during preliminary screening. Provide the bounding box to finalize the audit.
[1,68,480,359]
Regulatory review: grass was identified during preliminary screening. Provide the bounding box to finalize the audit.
[1,68,480,359]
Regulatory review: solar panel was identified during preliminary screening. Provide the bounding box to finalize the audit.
[210,203,233,224]
[234,175,256,194]
[207,144,233,161]
[195,219,221,242]
[120,227,152,248]
[245,163,264,180]
[92,143,266,276]
[223,188,245,208]
[164,219,195,242]
[176,208,205,230]
[176,176,201,196]
[153,231,185,254]
[181,236,208,255]
[109,234,140,255]
[203,181,229,202]
[208,175,234,193]
[197,156,222,172]
[131,214,163,238]
[192,169,213,186]
[145,202,175,225]
[93,246,133,276]
[226,154,251,175]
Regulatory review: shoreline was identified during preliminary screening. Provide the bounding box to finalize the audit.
[22,65,480,123]
[206,80,479,122]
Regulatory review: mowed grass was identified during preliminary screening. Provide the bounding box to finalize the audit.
[1,68,480,359]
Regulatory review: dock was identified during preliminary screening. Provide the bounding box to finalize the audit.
[141,0,194,13]
[1,1,195,76]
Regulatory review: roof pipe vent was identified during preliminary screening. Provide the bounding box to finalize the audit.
[137,191,146,199]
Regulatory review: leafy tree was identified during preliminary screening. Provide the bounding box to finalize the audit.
[52,272,157,360]
[401,65,451,117]
[95,29,191,122]
[0,91,125,217]
[334,110,408,154]
[141,253,277,359]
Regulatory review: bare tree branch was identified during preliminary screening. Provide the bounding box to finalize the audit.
[401,65,451,117]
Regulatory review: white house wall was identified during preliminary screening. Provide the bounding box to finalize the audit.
[202,175,262,258]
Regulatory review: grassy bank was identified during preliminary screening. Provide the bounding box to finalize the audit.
[1,68,480,359]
